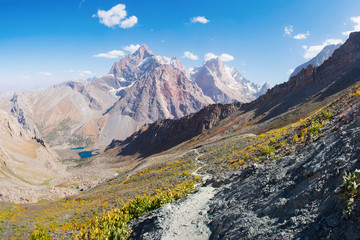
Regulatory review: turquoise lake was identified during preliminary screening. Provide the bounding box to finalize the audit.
[78,151,99,158]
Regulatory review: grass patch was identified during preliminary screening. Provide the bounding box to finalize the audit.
[74,180,195,240]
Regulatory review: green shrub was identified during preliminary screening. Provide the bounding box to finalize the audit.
[75,180,195,240]
[322,109,333,120]
[340,169,360,213]
[308,120,323,137]
[261,145,275,156]
[29,229,52,240]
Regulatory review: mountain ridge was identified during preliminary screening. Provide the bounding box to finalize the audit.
[104,31,360,158]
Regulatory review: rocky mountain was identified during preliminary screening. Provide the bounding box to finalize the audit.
[105,32,360,158]
[290,43,342,78]
[191,57,269,103]
[78,45,213,146]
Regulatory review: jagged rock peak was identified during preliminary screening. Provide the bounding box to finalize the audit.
[131,44,154,59]
[204,56,222,66]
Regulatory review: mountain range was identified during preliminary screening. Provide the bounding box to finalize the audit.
[0,44,268,150]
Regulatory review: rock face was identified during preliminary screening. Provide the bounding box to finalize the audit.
[107,64,211,121]
[191,57,269,103]
[290,43,342,78]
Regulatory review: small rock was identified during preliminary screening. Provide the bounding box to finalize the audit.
[326,214,340,227]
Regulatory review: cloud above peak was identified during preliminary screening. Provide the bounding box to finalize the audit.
[204,52,234,62]
[183,51,199,60]
[93,50,125,59]
[204,52,217,61]
[220,53,235,62]
[94,4,138,29]
[123,44,140,53]
[38,72,53,76]
[191,16,210,24]
[294,31,310,40]
[343,16,360,36]
[302,38,343,59]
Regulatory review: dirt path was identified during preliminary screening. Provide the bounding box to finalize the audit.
[130,148,218,239]
[161,185,216,240]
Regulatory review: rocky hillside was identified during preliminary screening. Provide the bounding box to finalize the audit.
[0,79,118,149]
[0,110,68,203]
[129,85,360,239]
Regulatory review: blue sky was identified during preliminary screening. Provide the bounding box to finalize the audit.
[1,0,360,92]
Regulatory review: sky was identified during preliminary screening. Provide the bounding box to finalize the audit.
[1,0,360,93]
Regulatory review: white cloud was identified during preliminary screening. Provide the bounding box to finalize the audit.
[204,52,234,62]
[204,52,218,61]
[22,76,31,79]
[79,70,94,77]
[94,4,138,29]
[123,44,140,53]
[64,70,75,73]
[38,72,53,76]
[183,51,199,60]
[191,16,210,24]
[120,16,138,29]
[286,69,294,75]
[284,25,293,36]
[343,16,360,36]
[93,50,125,59]
[294,31,310,40]
[219,53,234,62]
[302,38,343,59]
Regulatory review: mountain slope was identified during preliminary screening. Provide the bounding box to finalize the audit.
[290,43,341,78]
[0,80,119,149]
[0,110,68,203]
